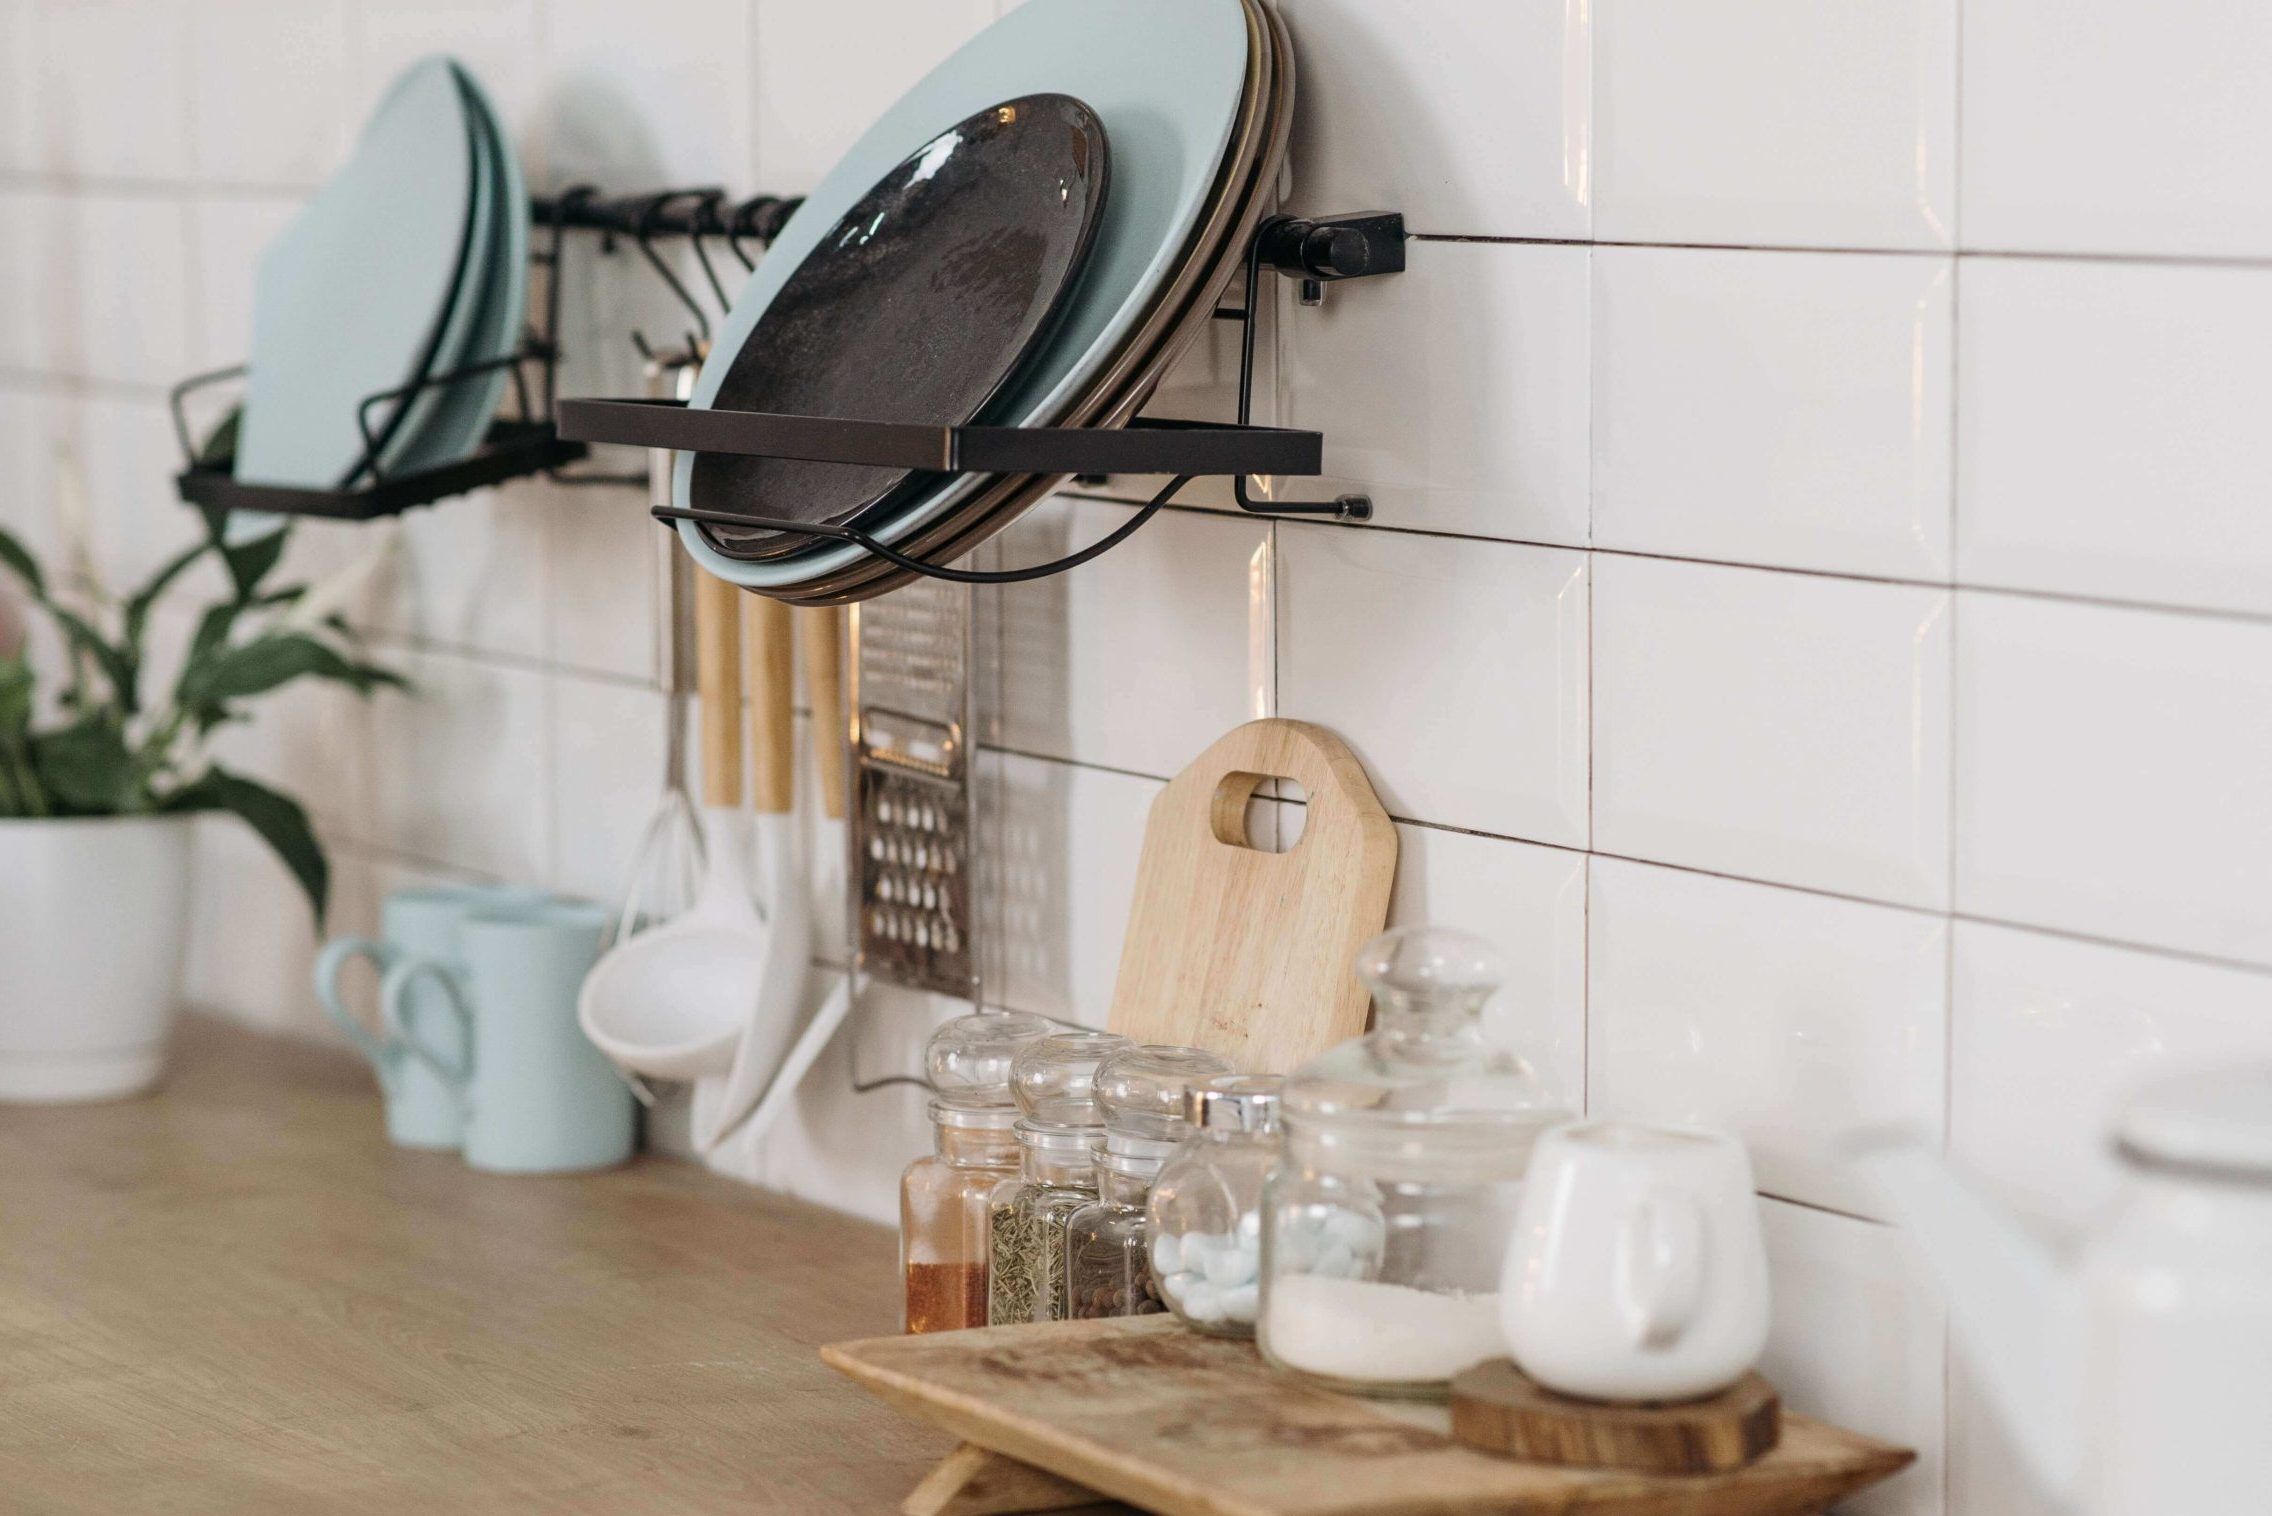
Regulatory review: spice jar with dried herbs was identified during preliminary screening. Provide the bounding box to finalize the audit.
[985,1029,1129,1325]
[899,1010,1054,1334]
[1064,1044,1233,1321]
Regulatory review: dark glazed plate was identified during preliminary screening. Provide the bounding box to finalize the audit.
[694,94,1109,561]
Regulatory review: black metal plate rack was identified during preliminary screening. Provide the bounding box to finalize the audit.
[558,210,1407,587]
[169,187,808,523]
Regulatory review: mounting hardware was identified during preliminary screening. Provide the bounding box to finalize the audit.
[1255,211,1407,282]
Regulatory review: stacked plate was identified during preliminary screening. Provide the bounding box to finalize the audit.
[233,57,529,493]
[672,0,1292,604]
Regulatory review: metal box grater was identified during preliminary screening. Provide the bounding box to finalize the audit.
[848,579,977,1001]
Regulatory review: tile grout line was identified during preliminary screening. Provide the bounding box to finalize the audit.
[1942,14,1968,1502]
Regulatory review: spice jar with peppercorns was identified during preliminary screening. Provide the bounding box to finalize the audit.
[1064,1044,1232,1321]
[899,1010,1055,1334]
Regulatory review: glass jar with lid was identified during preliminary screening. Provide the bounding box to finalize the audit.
[1257,927,1572,1397]
[1147,1075,1282,1337]
[900,1010,1054,1334]
[987,1029,1131,1324]
[1064,1045,1232,1320]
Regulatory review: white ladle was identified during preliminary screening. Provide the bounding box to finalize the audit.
[579,568,763,1084]
[689,595,812,1151]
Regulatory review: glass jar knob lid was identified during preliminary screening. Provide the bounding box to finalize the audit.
[1095,1044,1236,1140]
[926,1009,1057,1099]
[1010,1029,1134,1125]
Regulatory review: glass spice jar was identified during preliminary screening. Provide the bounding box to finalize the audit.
[1064,1044,1234,1321]
[989,1120,1100,1324]
[900,1011,1053,1335]
[901,1099,1021,1333]
[1146,1075,1282,1337]
[1257,926,1573,1398]
[985,1030,1130,1325]
[1065,1132,1179,1319]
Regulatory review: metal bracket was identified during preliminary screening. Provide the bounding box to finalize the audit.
[1225,212,1406,520]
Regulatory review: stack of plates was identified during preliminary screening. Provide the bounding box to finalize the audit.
[673,0,1291,604]
[233,57,529,494]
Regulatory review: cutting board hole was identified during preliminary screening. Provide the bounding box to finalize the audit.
[1210,772,1302,853]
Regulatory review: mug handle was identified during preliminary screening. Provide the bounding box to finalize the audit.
[313,937,397,1067]
[378,959,476,1093]
[1615,1190,1706,1351]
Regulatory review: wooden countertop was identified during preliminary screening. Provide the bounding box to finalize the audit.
[0,1017,952,1514]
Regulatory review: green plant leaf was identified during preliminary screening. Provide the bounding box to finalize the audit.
[0,657,31,740]
[179,632,383,709]
[166,766,327,923]
[45,604,137,716]
[219,521,290,603]
[0,658,43,818]
[0,524,44,599]
[32,714,142,814]
[122,536,212,658]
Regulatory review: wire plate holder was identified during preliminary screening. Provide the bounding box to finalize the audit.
[555,210,1409,587]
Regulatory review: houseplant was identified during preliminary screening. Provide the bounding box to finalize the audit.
[0,498,400,1102]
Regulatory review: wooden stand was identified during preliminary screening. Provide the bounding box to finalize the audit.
[823,1317,1914,1516]
[1450,1360,1781,1475]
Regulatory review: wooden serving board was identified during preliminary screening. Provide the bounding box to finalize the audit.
[821,1317,1914,1516]
[1106,720,1397,1071]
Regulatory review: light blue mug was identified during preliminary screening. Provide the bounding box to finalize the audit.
[313,884,549,1149]
[383,898,635,1174]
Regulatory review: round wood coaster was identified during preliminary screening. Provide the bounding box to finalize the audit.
[1449,1360,1781,1475]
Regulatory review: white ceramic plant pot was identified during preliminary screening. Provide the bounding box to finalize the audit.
[0,814,195,1102]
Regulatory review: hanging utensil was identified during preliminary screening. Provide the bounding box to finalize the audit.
[604,350,706,955]
[577,562,767,1086]
[800,606,849,949]
[691,596,814,1150]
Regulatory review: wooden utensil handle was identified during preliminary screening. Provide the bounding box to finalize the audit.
[693,567,744,808]
[799,607,848,822]
[746,595,796,815]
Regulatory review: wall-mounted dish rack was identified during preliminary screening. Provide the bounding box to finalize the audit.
[168,187,1405,593]
[167,188,806,523]
[557,209,1407,587]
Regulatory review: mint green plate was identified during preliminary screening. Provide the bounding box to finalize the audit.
[235,56,477,490]
[391,63,528,474]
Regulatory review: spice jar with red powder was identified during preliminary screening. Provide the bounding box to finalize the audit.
[899,1011,1055,1333]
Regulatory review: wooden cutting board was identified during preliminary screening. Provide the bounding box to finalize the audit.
[1105,720,1396,1071]
[821,1317,1914,1516]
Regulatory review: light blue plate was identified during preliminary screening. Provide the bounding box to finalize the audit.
[392,63,529,474]
[673,0,1249,589]
[235,56,478,490]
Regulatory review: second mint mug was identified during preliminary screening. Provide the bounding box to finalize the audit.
[314,883,547,1149]
[384,898,635,1174]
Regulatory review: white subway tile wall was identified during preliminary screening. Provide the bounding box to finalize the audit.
[8,4,2272,1510]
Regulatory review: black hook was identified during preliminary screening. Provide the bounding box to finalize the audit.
[629,190,714,353]
[685,189,737,312]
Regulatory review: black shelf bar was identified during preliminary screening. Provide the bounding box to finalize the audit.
[554,399,1323,479]
[177,420,586,522]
